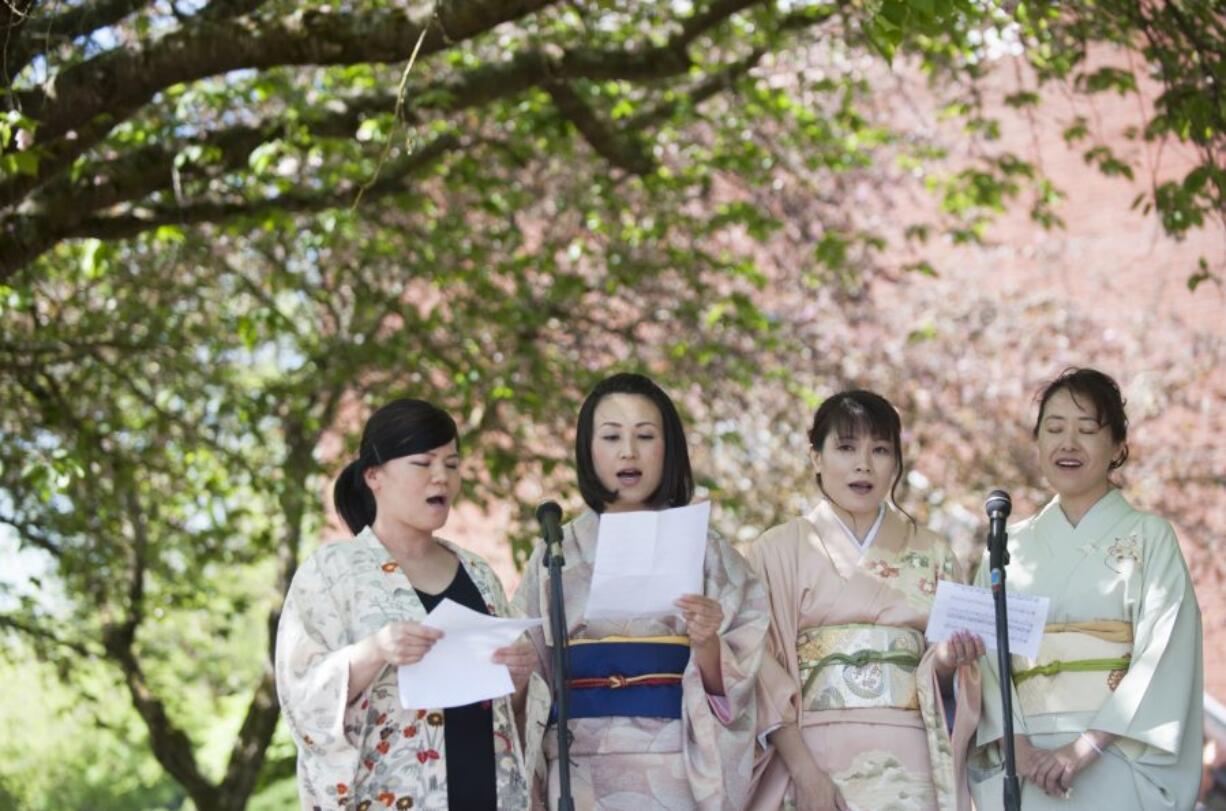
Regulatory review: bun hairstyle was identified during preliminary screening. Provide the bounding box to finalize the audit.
[333,398,459,534]
[808,389,910,519]
[1033,367,1130,470]
[575,372,694,514]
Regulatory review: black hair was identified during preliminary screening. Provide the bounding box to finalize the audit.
[808,389,910,519]
[333,398,459,534]
[1033,367,1130,470]
[575,373,694,513]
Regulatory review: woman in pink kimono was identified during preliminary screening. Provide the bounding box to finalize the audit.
[275,399,537,810]
[746,389,983,811]
[513,372,769,810]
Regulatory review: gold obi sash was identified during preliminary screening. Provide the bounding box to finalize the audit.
[1012,621,1133,717]
[797,623,924,712]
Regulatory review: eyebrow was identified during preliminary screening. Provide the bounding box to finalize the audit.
[598,421,659,428]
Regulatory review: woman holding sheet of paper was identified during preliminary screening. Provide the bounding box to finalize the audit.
[513,372,769,810]
[968,368,1203,810]
[275,398,537,811]
[745,389,983,811]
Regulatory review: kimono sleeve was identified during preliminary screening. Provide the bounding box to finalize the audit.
[1089,517,1203,760]
[682,533,769,811]
[275,552,367,762]
[742,523,802,745]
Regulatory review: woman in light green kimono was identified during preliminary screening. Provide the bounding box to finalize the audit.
[970,368,1203,810]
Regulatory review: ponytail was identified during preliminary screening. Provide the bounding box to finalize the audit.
[333,458,377,535]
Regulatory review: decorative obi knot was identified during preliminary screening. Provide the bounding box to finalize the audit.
[555,636,690,721]
[797,623,924,712]
[1013,620,1133,716]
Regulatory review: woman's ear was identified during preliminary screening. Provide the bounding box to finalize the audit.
[363,464,381,493]
[808,446,822,477]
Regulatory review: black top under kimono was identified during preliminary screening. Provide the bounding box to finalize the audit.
[415,564,497,810]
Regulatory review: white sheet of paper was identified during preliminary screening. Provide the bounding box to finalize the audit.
[397,598,541,709]
[924,581,1050,660]
[582,501,710,620]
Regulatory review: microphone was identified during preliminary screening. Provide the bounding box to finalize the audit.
[536,501,564,564]
[985,489,1012,583]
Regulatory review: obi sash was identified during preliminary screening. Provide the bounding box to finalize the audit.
[1012,620,1133,716]
[798,623,923,712]
[556,636,690,720]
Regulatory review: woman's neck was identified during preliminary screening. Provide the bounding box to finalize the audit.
[1058,484,1112,527]
[369,517,437,558]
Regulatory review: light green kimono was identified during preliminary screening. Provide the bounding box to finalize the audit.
[969,490,1203,810]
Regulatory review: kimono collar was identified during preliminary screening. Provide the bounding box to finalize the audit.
[568,509,602,565]
[355,525,481,578]
[828,502,887,551]
[1036,488,1132,542]
[806,499,912,576]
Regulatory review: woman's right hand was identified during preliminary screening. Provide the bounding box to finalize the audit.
[372,621,444,666]
[794,768,850,811]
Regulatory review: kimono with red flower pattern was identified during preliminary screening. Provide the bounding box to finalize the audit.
[275,527,533,810]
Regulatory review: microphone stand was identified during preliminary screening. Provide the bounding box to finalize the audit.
[542,518,575,811]
[987,497,1022,811]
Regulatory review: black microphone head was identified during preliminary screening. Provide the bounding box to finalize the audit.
[536,501,563,524]
[985,489,1012,519]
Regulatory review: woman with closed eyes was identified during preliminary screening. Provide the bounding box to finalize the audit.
[276,398,536,810]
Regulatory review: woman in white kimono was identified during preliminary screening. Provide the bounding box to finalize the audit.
[969,368,1203,810]
[275,399,536,811]
[513,372,769,810]
[745,389,984,811]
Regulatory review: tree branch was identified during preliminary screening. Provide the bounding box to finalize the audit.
[102,485,219,808]
[2,0,149,84]
[0,511,63,557]
[546,80,654,174]
[0,614,96,657]
[1,131,460,271]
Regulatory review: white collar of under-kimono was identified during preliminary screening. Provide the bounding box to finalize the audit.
[827,502,886,555]
[809,502,887,558]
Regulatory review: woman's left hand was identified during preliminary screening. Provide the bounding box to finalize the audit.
[676,594,724,649]
[1028,739,1097,798]
[492,641,538,693]
[934,629,986,676]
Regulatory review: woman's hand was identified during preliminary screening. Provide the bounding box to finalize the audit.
[675,594,723,648]
[793,769,851,811]
[676,594,725,695]
[933,629,986,677]
[492,641,537,694]
[1015,735,1103,798]
[372,621,444,666]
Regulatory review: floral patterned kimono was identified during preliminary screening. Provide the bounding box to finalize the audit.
[512,509,769,811]
[969,490,1203,810]
[745,500,980,811]
[275,527,532,810]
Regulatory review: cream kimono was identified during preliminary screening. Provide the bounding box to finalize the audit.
[512,509,769,811]
[275,527,532,810]
[745,501,980,811]
[969,490,1203,810]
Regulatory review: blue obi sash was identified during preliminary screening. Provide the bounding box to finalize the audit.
[553,636,690,721]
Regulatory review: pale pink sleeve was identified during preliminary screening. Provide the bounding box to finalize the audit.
[744,524,803,746]
[706,694,733,724]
